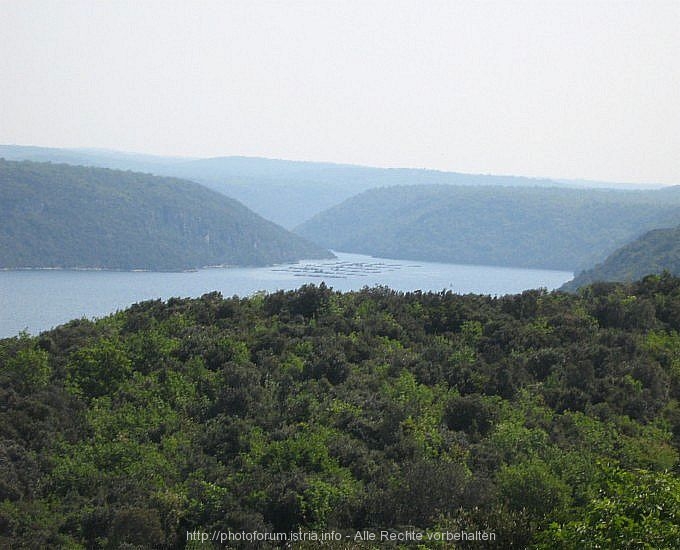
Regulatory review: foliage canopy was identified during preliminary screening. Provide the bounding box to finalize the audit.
[2,277,680,547]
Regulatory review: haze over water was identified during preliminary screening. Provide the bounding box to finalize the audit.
[1,252,572,338]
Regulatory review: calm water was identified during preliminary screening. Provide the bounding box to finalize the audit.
[0,252,572,338]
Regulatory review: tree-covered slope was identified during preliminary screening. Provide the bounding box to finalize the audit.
[0,146,573,228]
[563,225,680,291]
[0,159,332,270]
[2,277,680,547]
[295,185,680,271]
[5,145,662,229]
[163,157,574,228]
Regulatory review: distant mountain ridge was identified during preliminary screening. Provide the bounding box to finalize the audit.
[294,184,680,272]
[0,159,332,270]
[2,145,670,229]
[562,226,680,291]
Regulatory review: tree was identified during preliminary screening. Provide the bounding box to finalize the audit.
[537,466,680,549]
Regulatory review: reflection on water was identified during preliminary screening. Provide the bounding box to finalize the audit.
[0,252,573,337]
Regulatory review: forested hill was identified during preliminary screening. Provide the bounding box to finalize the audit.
[563,225,680,291]
[0,159,332,270]
[3,277,680,547]
[160,157,570,228]
[295,185,680,271]
[2,145,660,229]
[0,145,570,228]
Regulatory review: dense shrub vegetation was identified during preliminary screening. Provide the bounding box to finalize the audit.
[3,276,680,547]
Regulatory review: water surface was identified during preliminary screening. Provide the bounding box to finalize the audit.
[0,252,572,337]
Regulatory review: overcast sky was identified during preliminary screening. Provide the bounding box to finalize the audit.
[1,1,678,184]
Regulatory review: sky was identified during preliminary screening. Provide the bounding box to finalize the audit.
[1,0,679,184]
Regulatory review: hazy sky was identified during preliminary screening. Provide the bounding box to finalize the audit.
[1,1,678,184]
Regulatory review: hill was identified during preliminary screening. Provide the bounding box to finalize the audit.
[3,145,665,229]
[2,278,680,547]
[0,159,332,270]
[0,144,190,173]
[294,185,680,271]
[164,156,574,227]
[563,225,680,291]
